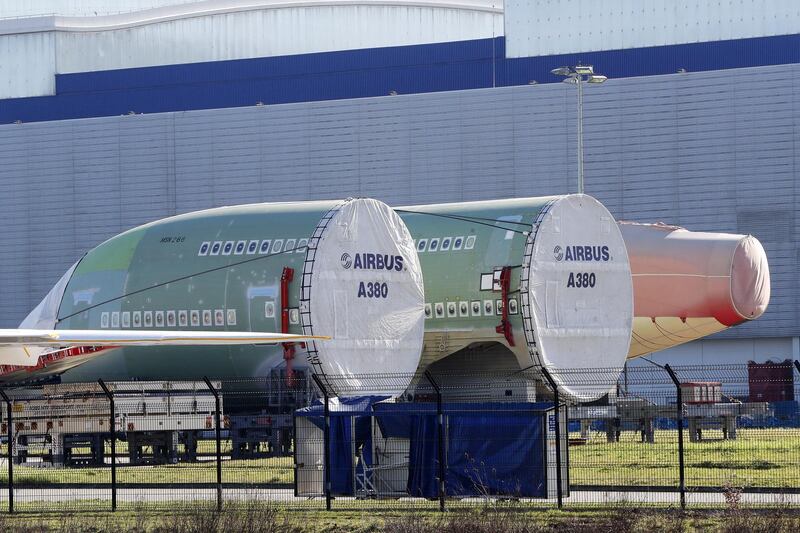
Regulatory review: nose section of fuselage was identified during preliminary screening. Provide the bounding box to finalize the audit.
[621,223,772,359]
[620,223,771,326]
[730,235,770,322]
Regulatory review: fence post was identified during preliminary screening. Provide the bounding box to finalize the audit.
[97,379,116,512]
[424,371,446,512]
[539,368,563,509]
[203,377,223,512]
[311,374,332,511]
[664,364,686,509]
[0,389,12,514]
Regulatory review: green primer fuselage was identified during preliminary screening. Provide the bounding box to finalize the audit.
[56,198,555,382]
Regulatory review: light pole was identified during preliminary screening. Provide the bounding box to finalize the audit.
[551,65,607,194]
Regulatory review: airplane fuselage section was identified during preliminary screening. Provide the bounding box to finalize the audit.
[41,196,767,384]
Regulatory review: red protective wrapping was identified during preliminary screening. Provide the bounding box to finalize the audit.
[621,222,770,326]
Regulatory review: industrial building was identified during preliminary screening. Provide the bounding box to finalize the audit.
[0,0,797,367]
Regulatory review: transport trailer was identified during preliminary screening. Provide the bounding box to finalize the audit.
[3,380,221,467]
[226,368,317,459]
[3,368,318,467]
[570,398,771,444]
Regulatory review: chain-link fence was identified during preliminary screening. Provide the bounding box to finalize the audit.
[558,360,800,508]
[0,362,797,512]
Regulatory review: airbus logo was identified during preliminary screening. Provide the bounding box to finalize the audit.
[341,252,405,271]
[554,245,610,262]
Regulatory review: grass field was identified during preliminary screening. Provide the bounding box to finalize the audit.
[569,427,800,488]
[0,439,295,486]
[2,504,800,532]
[0,456,294,486]
[0,428,797,491]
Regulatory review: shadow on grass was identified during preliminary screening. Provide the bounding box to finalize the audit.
[693,460,780,471]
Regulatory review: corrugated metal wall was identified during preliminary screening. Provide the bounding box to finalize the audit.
[54,5,501,74]
[0,32,55,98]
[0,63,796,339]
[0,0,197,18]
[0,2,501,99]
[505,0,800,57]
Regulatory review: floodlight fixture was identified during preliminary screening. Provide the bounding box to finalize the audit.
[550,64,609,194]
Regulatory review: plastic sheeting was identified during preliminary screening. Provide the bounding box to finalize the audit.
[297,400,551,499]
[20,261,78,330]
[296,396,389,496]
[376,402,549,498]
[621,222,770,325]
[522,195,633,401]
[374,402,549,498]
[731,235,770,321]
[0,262,80,366]
[621,223,771,358]
[303,198,425,396]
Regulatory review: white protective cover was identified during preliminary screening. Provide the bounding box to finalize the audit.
[302,198,425,396]
[0,261,82,366]
[522,195,633,401]
[20,261,79,330]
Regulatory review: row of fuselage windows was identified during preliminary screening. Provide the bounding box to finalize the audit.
[98,300,513,327]
[195,235,477,257]
[424,297,518,319]
[100,309,237,329]
[198,239,308,257]
[415,235,476,253]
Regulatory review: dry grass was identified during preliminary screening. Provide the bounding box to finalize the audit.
[0,500,303,532]
[0,504,799,532]
[382,505,800,533]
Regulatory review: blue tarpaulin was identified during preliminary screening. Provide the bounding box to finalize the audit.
[373,402,551,498]
[297,399,553,498]
[296,396,389,495]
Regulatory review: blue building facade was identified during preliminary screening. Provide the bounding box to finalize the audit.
[3,33,800,124]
